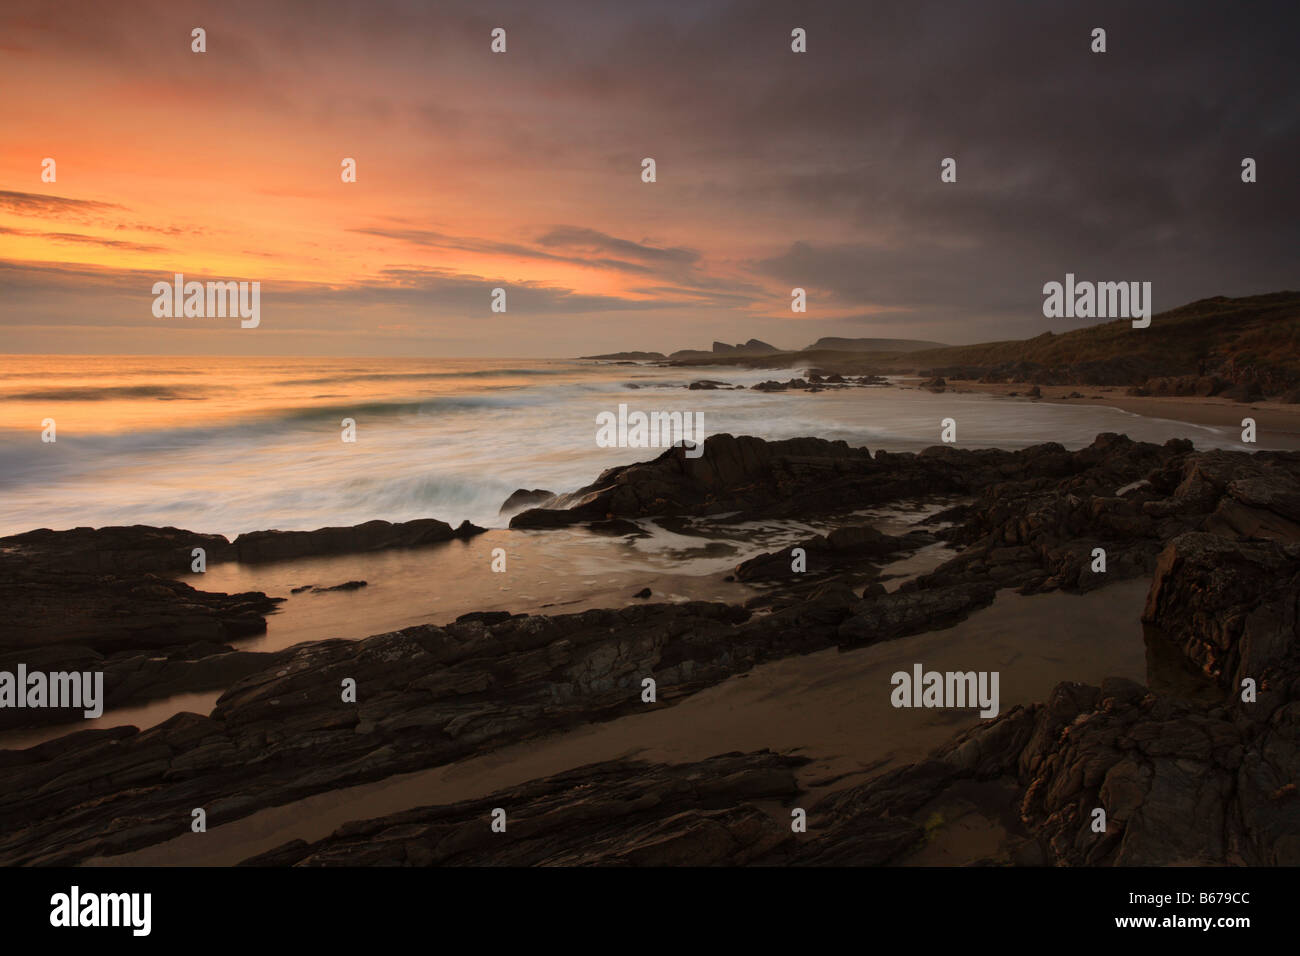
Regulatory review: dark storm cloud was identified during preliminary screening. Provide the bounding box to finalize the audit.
[4,0,1296,351]
[535,227,700,268]
[351,226,660,275]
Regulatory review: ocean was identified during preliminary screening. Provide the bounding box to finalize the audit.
[0,354,1246,538]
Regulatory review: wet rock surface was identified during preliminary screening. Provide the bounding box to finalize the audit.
[3,433,1299,864]
[0,516,488,729]
[232,518,485,563]
[241,750,806,866]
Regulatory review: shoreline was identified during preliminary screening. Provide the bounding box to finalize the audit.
[906,378,1300,448]
[91,579,1152,866]
[2,429,1297,866]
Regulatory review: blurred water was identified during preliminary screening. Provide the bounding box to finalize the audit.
[0,354,1250,536]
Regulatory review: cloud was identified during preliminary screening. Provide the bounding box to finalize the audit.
[535,227,699,268]
[0,225,165,253]
[351,226,658,275]
[0,190,122,217]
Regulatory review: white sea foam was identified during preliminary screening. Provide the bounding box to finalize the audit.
[0,355,1252,536]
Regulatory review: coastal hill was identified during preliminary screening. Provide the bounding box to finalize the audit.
[653,292,1300,400]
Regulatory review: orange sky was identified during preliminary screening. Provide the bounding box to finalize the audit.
[1,0,1295,355]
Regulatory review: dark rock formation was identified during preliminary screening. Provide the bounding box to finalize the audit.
[241,750,806,866]
[5,429,1300,866]
[0,565,277,656]
[499,489,555,514]
[0,525,235,574]
[233,518,485,563]
[310,580,368,593]
[733,525,915,582]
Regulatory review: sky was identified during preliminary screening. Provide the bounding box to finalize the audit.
[0,0,1297,357]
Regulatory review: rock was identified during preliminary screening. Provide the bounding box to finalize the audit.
[0,565,279,655]
[8,430,1300,867]
[310,580,368,593]
[733,525,912,582]
[838,583,997,645]
[240,751,806,866]
[1143,532,1300,698]
[0,525,235,574]
[234,518,485,563]
[499,489,555,514]
[633,588,652,599]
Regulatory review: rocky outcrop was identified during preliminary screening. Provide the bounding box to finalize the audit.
[5,429,1300,866]
[509,433,1300,598]
[0,555,1015,865]
[1144,532,1300,703]
[511,433,1000,529]
[786,481,1300,867]
[733,525,916,582]
[838,583,997,645]
[0,515,488,731]
[0,564,277,655]
[233,518,485,563]
[0,525,235,574]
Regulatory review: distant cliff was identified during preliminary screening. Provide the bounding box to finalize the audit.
[668,339,781,361]
[802,336,948,352]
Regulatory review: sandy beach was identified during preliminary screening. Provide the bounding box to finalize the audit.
[91,579,1150,866]
[905,378,1300,448]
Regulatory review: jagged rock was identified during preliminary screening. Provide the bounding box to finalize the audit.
[7,430,1300,867]
[1144,532,1300,701]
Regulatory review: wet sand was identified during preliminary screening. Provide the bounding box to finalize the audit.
[181,505,949,654]
[911,379,1300,449]
[91,578,1151,867]
[4,504,956,751]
